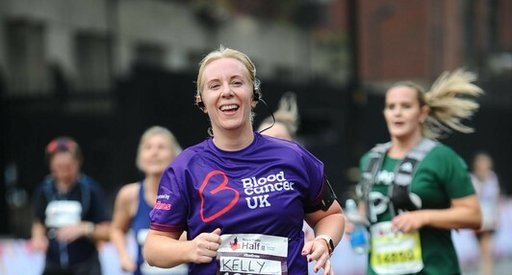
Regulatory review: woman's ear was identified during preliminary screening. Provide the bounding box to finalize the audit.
[420,105,430,123]
[195,95,207,113]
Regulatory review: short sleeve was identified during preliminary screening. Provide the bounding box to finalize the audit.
[436,146,475,199]
[300,148,328,211]
[149,167,188,232]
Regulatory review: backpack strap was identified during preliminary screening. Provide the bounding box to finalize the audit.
[388,138,437,217]
[359,142,391,222]
[78,175,92,219]
[393,139,437,186]
[359,139,437,222]
[42,176,56,202]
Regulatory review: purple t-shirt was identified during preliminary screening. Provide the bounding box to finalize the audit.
[150,132,327,274]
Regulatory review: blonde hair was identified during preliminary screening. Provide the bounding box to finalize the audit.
[136,126,182,170]
[196,45,260,97]
[391,69,484,139]
[259,92,299,139]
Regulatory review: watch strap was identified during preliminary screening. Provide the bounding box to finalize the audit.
[315,234,334,255]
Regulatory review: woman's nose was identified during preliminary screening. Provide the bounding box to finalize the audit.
[393,107,402,115]
[221,84,234,97]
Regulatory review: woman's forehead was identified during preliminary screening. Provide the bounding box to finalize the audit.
[202,58,248,80]
[386,86,417,101]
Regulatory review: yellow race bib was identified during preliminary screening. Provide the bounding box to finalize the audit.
[370,222,423,275]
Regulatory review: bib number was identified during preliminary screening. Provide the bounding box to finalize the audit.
[45,200,82,228]
[370,222,423,275]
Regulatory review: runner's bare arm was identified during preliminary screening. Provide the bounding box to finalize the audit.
[144,228,221,268]
[303,201,345,274]
[391,194,481,233]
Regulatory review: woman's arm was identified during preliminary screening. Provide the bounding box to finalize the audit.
[31,221,49,252]
[90,221,111,242]
[304,200,345,274]
[144,228,222,268]
[391,194,481,232]
[110,184,138,272]
[305,200,345,247]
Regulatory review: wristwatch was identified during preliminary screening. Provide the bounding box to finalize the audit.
[315,234,335,255]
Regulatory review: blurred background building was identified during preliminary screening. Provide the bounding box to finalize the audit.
[0,0,511,238]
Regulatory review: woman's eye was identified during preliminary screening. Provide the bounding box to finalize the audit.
[232,81,242,86]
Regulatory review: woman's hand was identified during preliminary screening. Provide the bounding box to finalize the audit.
[56,222,93,242]
[30,235,49,252]
[188,228,222,264]
[119,254,137,272]
[391,211,426,233]
[302,237,333,275]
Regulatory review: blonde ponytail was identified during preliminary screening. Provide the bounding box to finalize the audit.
[423,69,484,139]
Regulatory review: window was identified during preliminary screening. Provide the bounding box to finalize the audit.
[74,32,110,93]
[6,20,49,96]
[134,42,166,69]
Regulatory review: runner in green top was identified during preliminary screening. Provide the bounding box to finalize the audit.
[354,69,483,275]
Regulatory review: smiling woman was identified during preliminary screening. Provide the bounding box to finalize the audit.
[143,46,346,275]
[198,57,256,144]
[194,47,261,149]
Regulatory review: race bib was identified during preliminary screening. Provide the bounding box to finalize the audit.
[45,200,82,228]
[370,222,423,275]
[217,234,288,275]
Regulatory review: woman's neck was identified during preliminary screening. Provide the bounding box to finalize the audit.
[144,174,161,202]
[55,178,77,193]
[475,170,491,182]
[212,127,255,151]
[389,133,423,159]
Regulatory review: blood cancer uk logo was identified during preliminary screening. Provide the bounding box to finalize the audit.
[198,170,295,222]
[241,171,295,209]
